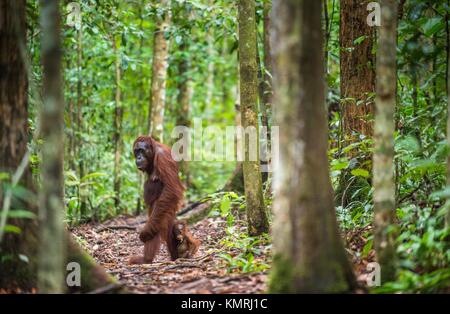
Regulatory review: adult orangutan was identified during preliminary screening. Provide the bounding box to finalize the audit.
[128,135,186,264]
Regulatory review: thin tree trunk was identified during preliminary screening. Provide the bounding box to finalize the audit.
[339,0,375,143]
[66,56,76,171]
[238,0,269,236]
[37,0,65,293]
[258,0,273,178]
[373,0,398,283]
[269,0,355,293]
[112,37,122,213]
[76,24,86,219]
[262,0,273,130]
[176,41,193,187]
[135,7,146,216]
[446,0,450,227]
[148,0,171,142]
[223,84,245,193]
[205,28,215,107]
[324,0,329,72]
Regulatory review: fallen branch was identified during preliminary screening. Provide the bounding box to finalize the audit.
[165,263,205,270]
[176,250,219,263]
[177,197,212,216]
[134,251,221,275]
[96,225,137,232]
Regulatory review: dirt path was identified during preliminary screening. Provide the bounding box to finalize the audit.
[71,213,268,294]
[71,205,373,294]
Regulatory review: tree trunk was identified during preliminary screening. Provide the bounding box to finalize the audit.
[0,0,37,290]
[339,0,375,142]
[374,0,398,283]
[238,0,269,236]
[269,0,355,293]
[0,0,119,293]
[112,37,123,213]
[258,0,273,178]
[261,0,273,131]
[37,0,65,293]
[76,24,87,219]
[223,86,245,194]
[176,42,193,187]
[205,28,215,108]
[148,0,171,142]
[446,0,450,227]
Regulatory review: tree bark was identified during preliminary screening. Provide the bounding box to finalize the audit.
[112,37,123,212]
[238,0,269,236]
[76,24,87,219]
[148,0,171,142]
[339,0,375,142]
[37,0,66,293]
[446,0,450,227]
[0,0,123,292]
[205,28,215,107]
[176,42,193,187]
[374,0,398,283]
[269,0,355,293]
[261,0,273,131]
[0,0,37,290]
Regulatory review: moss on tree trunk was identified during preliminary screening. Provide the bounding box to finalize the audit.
[269,0,356,293]
[148,0,171,142]
[237,0,269,236]
[373,0,398,283]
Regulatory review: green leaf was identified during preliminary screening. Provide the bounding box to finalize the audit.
[2,224,22,234]
[7,210,36,219]
[421,17,444,37]
[351,168,369,178]
[396,135,420,154]
[362,239,373,258]
[81,172,106,182]
[430,187,450,200]
[353,35,367,45]
[331,161,349,171]
[0,172,10,181]
[220,195,231,217]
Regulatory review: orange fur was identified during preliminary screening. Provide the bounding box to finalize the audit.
[129,136,185,264]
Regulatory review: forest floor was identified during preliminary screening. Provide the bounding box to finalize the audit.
[71,205,373,294]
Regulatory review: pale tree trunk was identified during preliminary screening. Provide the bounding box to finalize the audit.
[223,84,245,193]
[261,0,273,131]
[205,28,215,107]
[340,0,375,142]
[373,0,398,283]
[76,25,87,218]
[238,0,269,236]
[269,0,355,293]
[112,37,123,212]
[176,42,193,187]
[66,57,76,171]
[135,8,145,216]
[148,0,171,142]
[258,0,273,178]
[37,0,65,293]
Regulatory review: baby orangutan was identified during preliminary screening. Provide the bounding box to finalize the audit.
[171,220,200,258]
